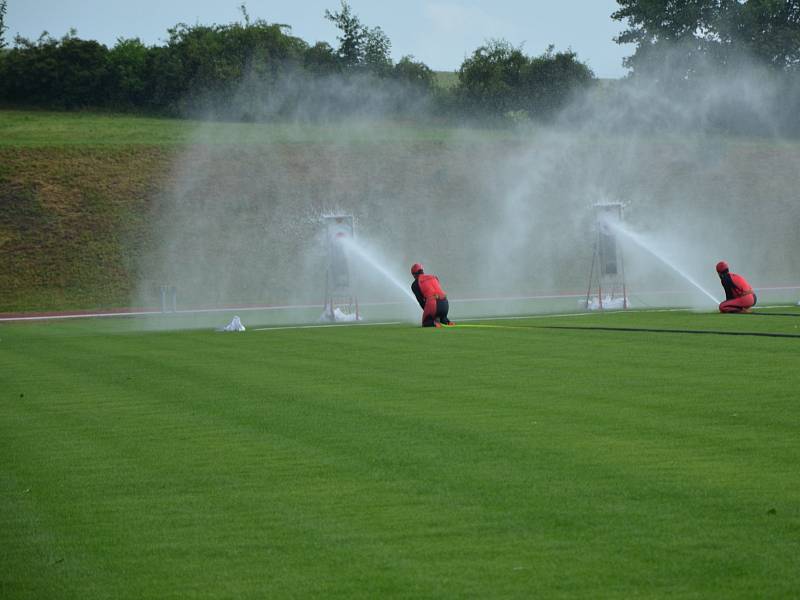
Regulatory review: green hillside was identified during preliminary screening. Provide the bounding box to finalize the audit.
[434,70,459,89]
[0,110,518,312]
[0,144,170,311]
[0,111,468,312]
[2,109,799,314]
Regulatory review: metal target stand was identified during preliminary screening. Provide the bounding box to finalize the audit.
[322,215,360,321]
[585,202,628,311]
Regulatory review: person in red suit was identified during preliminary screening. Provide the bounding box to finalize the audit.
[716,261,756,313]
[410,263,454,327]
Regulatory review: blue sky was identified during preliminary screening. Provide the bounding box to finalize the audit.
[6,1,634,78]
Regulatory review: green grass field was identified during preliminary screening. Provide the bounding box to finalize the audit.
[0,109,515,147]
[2,307,799,598]
[434,71,459,89]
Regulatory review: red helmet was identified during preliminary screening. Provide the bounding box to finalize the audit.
[715,261,729,274]
[411,263,424,276]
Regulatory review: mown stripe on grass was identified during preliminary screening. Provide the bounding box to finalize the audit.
[536,325,800,339]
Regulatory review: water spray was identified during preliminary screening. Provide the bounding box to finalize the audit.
[602,218,720,306]
[339,237,418,305]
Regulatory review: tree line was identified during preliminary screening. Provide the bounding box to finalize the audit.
[0,2,594,122]
[611,0,800,135]
[614,0,800,77]
[0,0,798,125]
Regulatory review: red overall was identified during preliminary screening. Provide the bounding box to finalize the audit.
[719,273,755,313]
[417,274,446,326]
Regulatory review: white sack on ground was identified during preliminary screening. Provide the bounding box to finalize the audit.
[221,315,246,331]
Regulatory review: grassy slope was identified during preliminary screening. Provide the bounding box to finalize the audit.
[0,111,185,310]
[434,71,459,89]
[1,308,799,598]
[0,110,513,312]
[2,109,800,312]
[0,145,170,310]
[0,109,483,147]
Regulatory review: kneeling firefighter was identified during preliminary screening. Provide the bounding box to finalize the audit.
[716,261,756,313]
[410,263,454,327]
